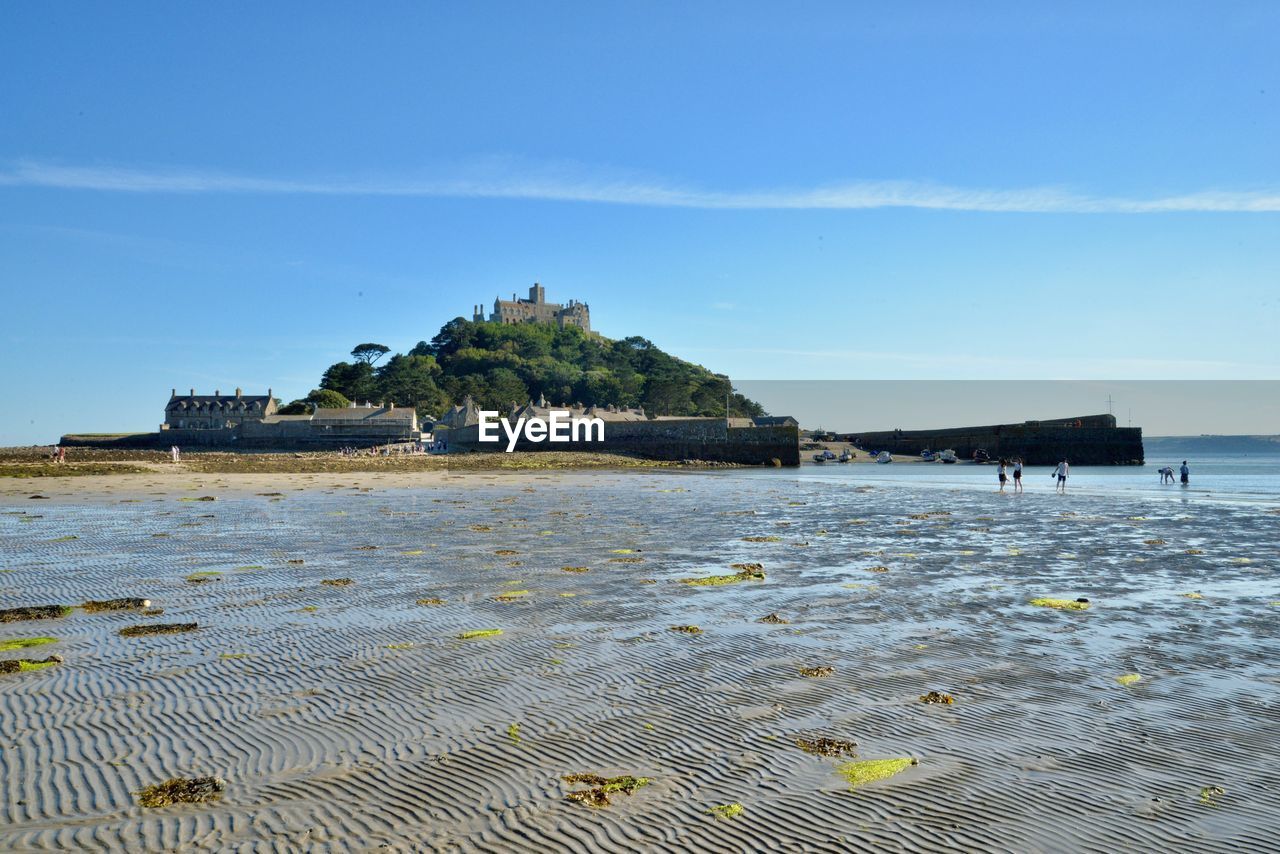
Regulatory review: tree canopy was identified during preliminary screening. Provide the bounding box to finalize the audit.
[313,318,764,418]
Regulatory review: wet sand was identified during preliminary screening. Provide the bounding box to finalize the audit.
[2,469,1278,850]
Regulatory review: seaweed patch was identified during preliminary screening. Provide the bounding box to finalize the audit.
[458,629,503,640]
[119,623,198,637]
[800,666,833,678]
[758,613,789,624]
[0,654,63,674]
[836,757,917,788]
[795,736,857,757]
[0,605,73,623]
[1029,597,1090,611]
[82,598,152,613]
[681,564,765,586]
[416,597,446,606]
[321,578,354,587]
[919,691,955,704]
[707,802,744,820]
[0,636,58,652]
[1199,785,1225,807]
[562,773,652,808]
[135,776,226,808]
[1116,673,1142,686]
[669,625,703,634]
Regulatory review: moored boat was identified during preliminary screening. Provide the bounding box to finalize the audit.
[939,449,957,464]
[876,451,893,464]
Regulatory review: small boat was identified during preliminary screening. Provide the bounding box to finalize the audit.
[973,449,991,464]
[920,449,936,463]
[876,451,893,464]
[812,453,827,463]
[838,449,854,462]
[939,449,958,464]
[822,450,837,460]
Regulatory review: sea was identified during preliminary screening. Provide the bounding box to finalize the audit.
[797,453,1280,505]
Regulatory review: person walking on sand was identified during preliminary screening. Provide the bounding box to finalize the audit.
[1053,459,1069,493]
[1180,460,1190,485]
[998,459,1009,492]
[1013,458,1023,493]
[1159,465,1173,484]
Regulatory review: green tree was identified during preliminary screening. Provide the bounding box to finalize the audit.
[351,343,391,365]
[375,353,447,415]
[320,360,376,402]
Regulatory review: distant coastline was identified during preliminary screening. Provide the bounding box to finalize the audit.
[1145,435,1280,455]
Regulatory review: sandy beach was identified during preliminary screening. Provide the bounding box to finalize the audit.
[2,466,1278,850]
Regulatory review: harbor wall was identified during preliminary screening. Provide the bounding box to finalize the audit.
[845,417,1144,466]
[447,419,801,466]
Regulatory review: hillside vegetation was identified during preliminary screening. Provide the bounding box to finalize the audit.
[284,318,764,419]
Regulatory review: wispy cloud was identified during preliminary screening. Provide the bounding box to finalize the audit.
[2,158,1279,213]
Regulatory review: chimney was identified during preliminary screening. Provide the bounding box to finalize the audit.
[189,388,195,397]
[215,389,220,397]
[389,401,395,410]
[171,388,176,398]
[267,388,272,399]
[235,387,242,398]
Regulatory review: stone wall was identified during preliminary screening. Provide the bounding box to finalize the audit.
[847,423,1144,466]
[447,418,800,465]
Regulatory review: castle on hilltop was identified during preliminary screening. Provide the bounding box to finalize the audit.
[472,283,590,333]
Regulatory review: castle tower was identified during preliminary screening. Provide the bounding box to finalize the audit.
[529,282,545,304]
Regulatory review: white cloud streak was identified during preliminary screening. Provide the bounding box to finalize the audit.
[2,159,1279,213]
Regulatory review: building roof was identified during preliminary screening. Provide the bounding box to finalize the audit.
[311,406,416,424]
[166,396,271,412]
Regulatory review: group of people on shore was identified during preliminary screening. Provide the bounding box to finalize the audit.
[993,457,1191,493]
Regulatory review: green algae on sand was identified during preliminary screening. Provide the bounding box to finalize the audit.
[920,691,955,704]
[708,802,744,820]
[0,636,58,651]
[0,654,63,674]
[135,776,225,808]
[837,757,917,788]
[1116,673,1142,686]
[681,563,765,586]
[669,625,703,635]
[563,773,652,808]
[1029,597,1090,611]
[800,665,833,678]
[458,629,503,640]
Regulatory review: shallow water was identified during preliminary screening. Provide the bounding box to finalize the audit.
[2,471,1278,851]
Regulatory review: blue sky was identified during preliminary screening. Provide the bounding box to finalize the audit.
[2,2,1278,443]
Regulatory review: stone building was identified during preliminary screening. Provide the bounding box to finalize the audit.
[163,388,276,430]
[471,283,590,332]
